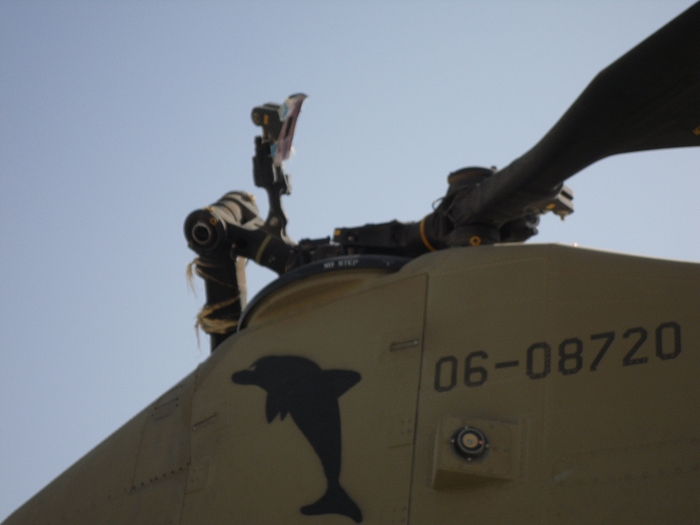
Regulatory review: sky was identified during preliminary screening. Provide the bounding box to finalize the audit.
[1,0,698,520]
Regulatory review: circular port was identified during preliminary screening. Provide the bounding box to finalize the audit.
[451,426,489,461]
[192,221,214,245]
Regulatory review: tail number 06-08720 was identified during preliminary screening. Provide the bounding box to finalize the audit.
[433,321,682,392]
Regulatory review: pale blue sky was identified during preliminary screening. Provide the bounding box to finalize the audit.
[1,1,698,519]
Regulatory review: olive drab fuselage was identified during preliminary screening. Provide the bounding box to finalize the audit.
[5,244,699,524]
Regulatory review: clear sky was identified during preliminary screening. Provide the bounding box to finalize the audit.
[1,0,698,520]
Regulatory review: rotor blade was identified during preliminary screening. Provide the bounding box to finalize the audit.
[456,1,700,227]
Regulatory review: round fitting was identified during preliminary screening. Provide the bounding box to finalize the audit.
[451,426,489,461]
[192,221,214,246]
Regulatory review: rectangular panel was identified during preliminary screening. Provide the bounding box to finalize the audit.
[181,273,428,525]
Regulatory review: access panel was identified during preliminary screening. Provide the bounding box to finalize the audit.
[181,273,427,525]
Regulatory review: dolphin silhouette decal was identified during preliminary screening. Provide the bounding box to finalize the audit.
[232,355,363,523]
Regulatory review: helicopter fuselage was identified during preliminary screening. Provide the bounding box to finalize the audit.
[5,243,698,524]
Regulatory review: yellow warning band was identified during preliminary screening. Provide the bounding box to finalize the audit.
[419,216,437,252]
[255,235,272,263]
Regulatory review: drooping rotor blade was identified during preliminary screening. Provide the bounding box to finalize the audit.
[455,1,700,227]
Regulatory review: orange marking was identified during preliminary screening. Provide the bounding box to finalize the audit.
[419,217,436,251]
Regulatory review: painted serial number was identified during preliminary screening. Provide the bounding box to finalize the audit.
[433,321,682,392]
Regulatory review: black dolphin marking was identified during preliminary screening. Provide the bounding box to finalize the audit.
[232,355,363,523]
